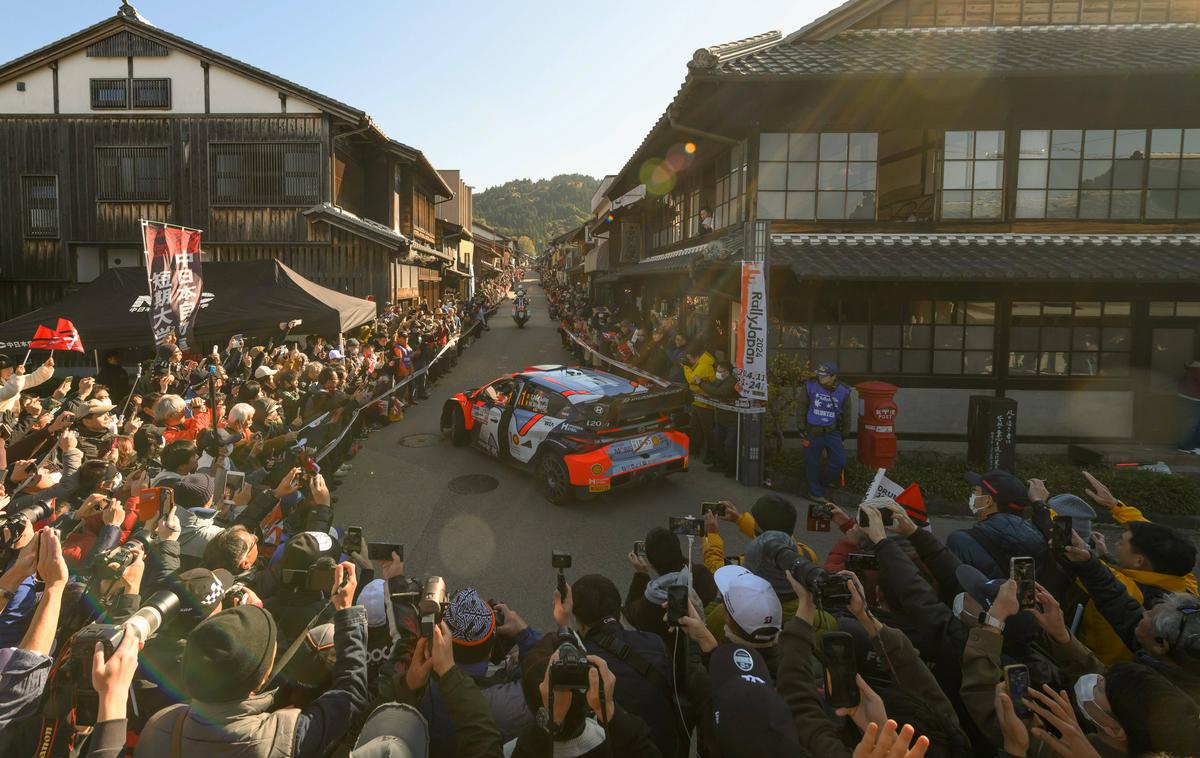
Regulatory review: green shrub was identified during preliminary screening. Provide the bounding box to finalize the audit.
[766,449,1200,515]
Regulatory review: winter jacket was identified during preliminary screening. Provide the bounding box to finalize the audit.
[946,512,1047,580]
[1078,502,1199,665]
[701,513,819,577]
[397,665,504,758]
[136,605,370,758]
[624,568,718,644]
[0,361,54,416]
[682,353,716,408]
[582,620,678,758]
[697,373,737,425]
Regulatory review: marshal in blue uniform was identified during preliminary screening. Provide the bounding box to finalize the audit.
[796,362,852,501]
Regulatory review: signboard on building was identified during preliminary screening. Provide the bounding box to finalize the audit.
[735,261,768,401]
[141,220,204,349]
[619,221,643,262]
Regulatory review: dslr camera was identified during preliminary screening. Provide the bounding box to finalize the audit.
[93,544,139,580]
[771,542,852,609]
[1,501,53,549]
[549,639,592,693]
[68,587,184,725]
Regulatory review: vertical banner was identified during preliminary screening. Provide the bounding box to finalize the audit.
[141,220,204,350]
[735,261,768,401]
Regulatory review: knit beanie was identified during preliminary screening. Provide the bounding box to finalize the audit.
[184,605,278,702]
[171,473,215,509]
[644,526,685,575]
[444,588,496,665]
[750,494,798,536]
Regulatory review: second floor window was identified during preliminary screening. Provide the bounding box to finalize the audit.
[758,132,878,221]
[713,142,746,230]
[413,187,435,234]
[940,131,1004,219]
[210,143,321,205]
[90,78,171,109]
[96,146,168,201]
[1016,128,1200,220]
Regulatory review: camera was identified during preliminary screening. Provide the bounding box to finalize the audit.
[419,576,448,642]
[1,501,54,549]
[68,588,183,725]
[770,542,850,609]
[858,507,894,528]
[549,639,592,693]
[551,551,572,570]
[93,545,138,580]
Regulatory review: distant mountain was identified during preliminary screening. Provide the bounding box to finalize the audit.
[475,174,600,252]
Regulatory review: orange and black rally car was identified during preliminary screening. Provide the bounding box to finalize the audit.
[440,365,690,504]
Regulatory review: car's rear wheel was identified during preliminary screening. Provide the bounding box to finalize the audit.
[450,407,469,446]
[537,453,572,505]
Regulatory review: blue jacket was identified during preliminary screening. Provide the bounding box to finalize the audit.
[946,512,1047,580]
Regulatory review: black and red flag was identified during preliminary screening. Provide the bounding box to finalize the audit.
[141,220,204,350]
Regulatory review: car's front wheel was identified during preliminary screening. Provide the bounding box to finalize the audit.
[536,453,573,505]
[451,407,468,443]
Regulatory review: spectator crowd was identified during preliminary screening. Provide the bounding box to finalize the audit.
[0,267,1197,758]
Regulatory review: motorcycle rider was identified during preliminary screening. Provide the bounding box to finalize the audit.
[513,287,531,327]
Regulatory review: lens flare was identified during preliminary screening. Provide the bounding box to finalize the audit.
[684,142,697,154]
[640,158,676,196]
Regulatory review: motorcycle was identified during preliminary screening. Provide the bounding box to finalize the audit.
[513,302,530,328]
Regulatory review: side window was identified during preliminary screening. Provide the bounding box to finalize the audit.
[483,379,515,406]
[519,388,553,414]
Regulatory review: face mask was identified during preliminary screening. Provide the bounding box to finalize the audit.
[968,493,988,514]
[715,371,729,380]
[1074,674,1116,734]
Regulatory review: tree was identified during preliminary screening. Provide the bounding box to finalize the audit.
[516,236,536,257]
[475,173,600,251]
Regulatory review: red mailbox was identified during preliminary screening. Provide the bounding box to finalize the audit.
[856,380,898,468]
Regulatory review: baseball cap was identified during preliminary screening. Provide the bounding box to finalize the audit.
[955,564,1003,609]
[359,579,388,628]
[714,565,783,643]
[79,399,116,418]
[708,644,800,757]
[281,531,338,571]
[165,567,234,627]
[352,703,430,758]
[816,362,838,377]
[327,349,344,361]
[254,365,278,379]
[965,469,1031,511]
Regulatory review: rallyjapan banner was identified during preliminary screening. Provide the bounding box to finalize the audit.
[142,220,204,350]
[735,261,768,401]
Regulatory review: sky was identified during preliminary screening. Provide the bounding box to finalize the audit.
[0,0,843,190]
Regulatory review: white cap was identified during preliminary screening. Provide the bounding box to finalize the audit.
[327,349,344,360]
[714,565,782,643]
[254,365,278,379]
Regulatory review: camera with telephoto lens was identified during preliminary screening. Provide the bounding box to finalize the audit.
[419,576,448,643]
[92,545,138,580]
[1,500,54,549]
[68,587,184,726]
[771,542,852,609]
[549,639,592,693]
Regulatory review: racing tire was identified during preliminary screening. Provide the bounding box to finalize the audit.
[450,408,469,447]
[536,453,573,506]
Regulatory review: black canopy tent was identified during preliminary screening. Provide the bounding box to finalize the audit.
[0,259,377,353]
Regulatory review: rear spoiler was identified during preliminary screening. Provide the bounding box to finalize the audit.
[606,385,692,425]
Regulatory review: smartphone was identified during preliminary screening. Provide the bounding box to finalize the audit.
[846,552,879,574]
[666,584,689,625]
[553,550,571,599]
[223,471,245,505]
[701,502,726,518]
[1051,516,1073,556]
[343,526,364,556]
[136,486,164,521]
[821,632,860,708]
[1011,556,1037,609]
[669,515,705,538]
[1004,664,1031,718]
[857,507,894,528]
[808,502,832,532]
[367,542,402,561]
[633,540,646,560]
[307,565,335,593]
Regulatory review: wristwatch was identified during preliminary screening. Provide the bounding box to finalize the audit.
[979,611,1006,633]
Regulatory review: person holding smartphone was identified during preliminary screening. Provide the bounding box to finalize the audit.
[947,470,1047,581]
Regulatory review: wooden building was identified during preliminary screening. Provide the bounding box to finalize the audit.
[599,0,1200,443]
[436,169,475,300]
[0,2,453,322]
[472,221,514,283]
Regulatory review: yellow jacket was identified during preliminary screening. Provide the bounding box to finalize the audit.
[1077,500,1199,665]
[682,352,716,406]
[702,512,819,576]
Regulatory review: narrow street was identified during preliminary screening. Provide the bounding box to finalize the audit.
[334,279,776,627]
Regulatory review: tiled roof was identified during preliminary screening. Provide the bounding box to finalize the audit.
[712,23,1200,78]
[771,233,1200,282]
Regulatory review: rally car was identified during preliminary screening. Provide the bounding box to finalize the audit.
[440,365,691,504]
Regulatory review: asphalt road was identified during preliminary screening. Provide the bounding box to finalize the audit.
[334,278,990,630]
